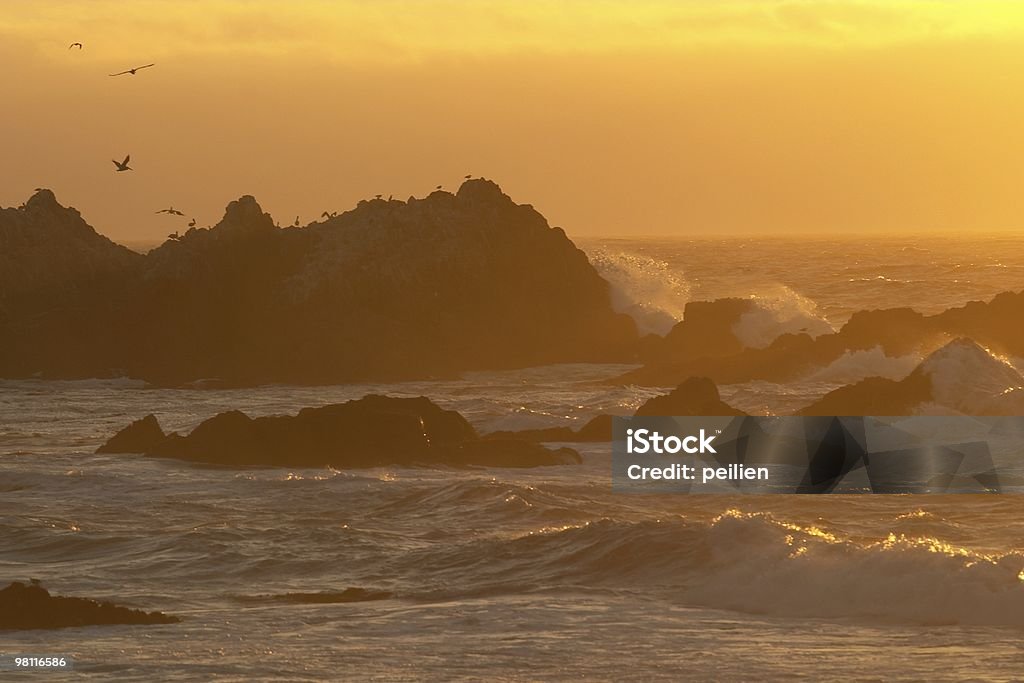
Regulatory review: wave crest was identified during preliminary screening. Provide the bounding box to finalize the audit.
[589,250,689,335]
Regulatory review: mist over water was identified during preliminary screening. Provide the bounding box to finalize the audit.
[5,236,1024,679]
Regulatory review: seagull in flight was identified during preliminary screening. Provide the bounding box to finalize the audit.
[112,155,132,172]
[109,63,155,77]
[68,42,83,50]
[156,206,185,216]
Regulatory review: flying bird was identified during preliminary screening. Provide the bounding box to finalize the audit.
[109,63,155,76]
[156,207,185,216]
[112,155,132,172]
[68,42,83,50]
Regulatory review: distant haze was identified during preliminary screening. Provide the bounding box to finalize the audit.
[2,0,1024,242]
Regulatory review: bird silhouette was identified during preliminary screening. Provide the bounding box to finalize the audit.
[188,218,197,227]
[68,42,83,50]
[156,207,184,216]
[112,155,132,172]
[109,63,155,76]
[294,216,300,226]
[435,185,443,190]
[464,174,472,179]
[167,232,180,240]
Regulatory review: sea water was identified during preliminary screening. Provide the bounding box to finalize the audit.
[3,236,1024,680]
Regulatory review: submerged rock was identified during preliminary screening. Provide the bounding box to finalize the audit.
[98,394,581,468]
[0,581,179,630]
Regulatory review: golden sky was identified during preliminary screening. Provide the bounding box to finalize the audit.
[2,0,1024,241]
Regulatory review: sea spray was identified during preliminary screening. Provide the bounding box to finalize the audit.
[588,250,690,336]
[732,285,834,349]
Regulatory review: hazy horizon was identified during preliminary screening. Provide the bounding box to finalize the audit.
[3,0,1024,242]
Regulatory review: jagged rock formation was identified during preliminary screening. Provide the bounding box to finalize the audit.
[0,181,637,385]
[0,190,144,376]
[0,581,179,630]
[619,293,1024,387]
[98,395,582,468]
[485,376,744,442]
[798,339,1024,416]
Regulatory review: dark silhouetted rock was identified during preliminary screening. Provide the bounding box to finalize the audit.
[0,190,143,379]
[798,338,1024,416]
[98,395,581,468]
[96,414,164,454]
[797,375,932,416]
[634,376,746,416]
[0,581,179,630]
[1,181,637,385]
[616,291,1023,388]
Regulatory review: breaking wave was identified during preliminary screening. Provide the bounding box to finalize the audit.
[589,250,690,336]
[732,286,835,349]
[403,507,1024,628]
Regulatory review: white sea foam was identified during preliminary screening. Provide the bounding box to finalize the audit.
[806,346,921,384]
[918,339,1024,414]
[731,286,835,349]
[589,250,689,336]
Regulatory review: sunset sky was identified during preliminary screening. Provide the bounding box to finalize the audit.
[2,0,1023,242]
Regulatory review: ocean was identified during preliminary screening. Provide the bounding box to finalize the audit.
[3,236,1024,680]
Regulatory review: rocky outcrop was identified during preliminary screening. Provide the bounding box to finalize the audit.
[798,339,1024,416]
[98,395,582,468]
[0,581,179,630]
[619,290,1024,387]
[633,376,746,416]
[1,181,638,385]
[0,190,144,378]
[96,414,165,454]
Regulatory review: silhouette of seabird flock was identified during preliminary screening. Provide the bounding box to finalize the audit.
[64,39,479,241]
